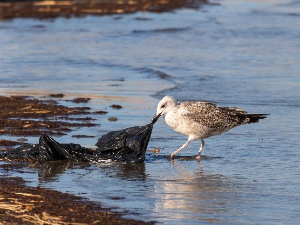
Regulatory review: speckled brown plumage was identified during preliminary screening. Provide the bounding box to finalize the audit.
[153,96,268,158]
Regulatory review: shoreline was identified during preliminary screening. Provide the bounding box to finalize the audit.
[0,174,155,224]
[0,1,206,223]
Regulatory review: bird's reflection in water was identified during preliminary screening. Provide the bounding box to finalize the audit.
[32,156,242,224]
[153,157,240,223]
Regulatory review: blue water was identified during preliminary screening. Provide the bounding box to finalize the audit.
[1,0,300,224]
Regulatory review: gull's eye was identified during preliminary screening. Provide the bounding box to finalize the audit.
[161,104,166,108]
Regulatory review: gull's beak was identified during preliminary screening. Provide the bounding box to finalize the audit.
[152,112,162,124]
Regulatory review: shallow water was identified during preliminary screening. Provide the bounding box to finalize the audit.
[1,0,300,224]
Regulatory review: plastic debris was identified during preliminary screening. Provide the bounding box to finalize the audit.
[0,123,153,163]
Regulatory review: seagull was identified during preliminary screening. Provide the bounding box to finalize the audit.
[152,96,268,159]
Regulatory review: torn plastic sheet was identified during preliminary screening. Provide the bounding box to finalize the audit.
[0,123,153,163]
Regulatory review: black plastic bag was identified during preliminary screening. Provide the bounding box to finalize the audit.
[96,123,153,162]
[0,123,153,163]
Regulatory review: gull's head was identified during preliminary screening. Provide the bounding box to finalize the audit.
[152,96,177,124]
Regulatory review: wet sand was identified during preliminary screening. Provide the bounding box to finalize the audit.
[0,175,154,225]
[0,95,98,138]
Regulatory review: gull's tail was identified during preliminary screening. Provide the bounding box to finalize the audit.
[221,106,269,124]
[246,114,269,124]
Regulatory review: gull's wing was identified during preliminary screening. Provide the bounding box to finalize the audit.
[177,101,243,129]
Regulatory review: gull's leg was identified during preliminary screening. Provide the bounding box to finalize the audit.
[196,139,205,159]
[170,140,190,159]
